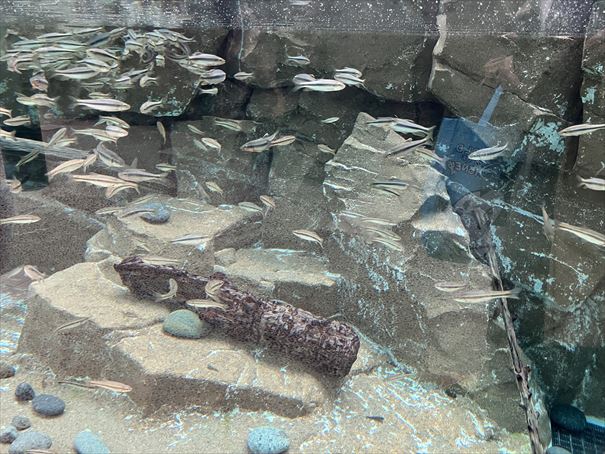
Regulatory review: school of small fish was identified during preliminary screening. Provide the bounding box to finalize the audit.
[0,26,603,363]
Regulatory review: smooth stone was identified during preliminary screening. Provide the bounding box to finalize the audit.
[0,426,17,444]
[140,202,171,224]
[0,361,16,379]
[32,394,65,417]
[10,416,30,431]
[73,430,110,454]
[162,309,210,339]
[8,431,52,454]
[550,404,587,433]
[14,383,35,401]
[546,447,572,454]
[247,426,290,454]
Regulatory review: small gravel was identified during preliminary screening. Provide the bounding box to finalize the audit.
[0,361,16,379]
[8,431,52,454]
[10,416,31,431]
[0,426,17,444]
[14,383,35,401]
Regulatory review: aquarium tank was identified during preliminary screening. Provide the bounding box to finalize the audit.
[0,0,603,453]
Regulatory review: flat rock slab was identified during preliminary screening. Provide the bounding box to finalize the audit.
[86,197,262,275]
[16,259,380,417]
[214,248,341,317]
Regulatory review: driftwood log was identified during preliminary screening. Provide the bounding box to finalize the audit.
[114,256,360,377]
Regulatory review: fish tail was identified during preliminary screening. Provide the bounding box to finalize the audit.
[426,126,436,141]
[507,287,521,299]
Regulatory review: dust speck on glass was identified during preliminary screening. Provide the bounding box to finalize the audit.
[0,1,603,453]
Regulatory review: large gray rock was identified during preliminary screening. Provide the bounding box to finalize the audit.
[224,1,436,102]
[576,1,605,177]
[0,190,103,276]
[85,196,262,275]
[319,112,535,432]
[17,258,384,418]
[214,248,341,318]
[428,0,593,166]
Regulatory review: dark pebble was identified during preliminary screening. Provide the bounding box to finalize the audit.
[14,382,35,401]
[140,202,171,224]
[32,394,65,417]
[10,416,30,431]
[0,426,17,444]
[8,431,52,454]
[550,404,587,433]
[0,361,16,379]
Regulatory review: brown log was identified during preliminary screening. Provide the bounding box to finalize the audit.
[114,256,360,377]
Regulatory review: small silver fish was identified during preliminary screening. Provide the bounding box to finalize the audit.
[154,278,178,302]
[334,73,365,87]
[286,55,310,66]
[370,236,404,252]
[270,135,296,147]
[453,289,520,303]
[170,233,210,246]
[318,144,336,155]
[321,117,340,124]
[292,229,323,247]
[0,214,41,225]
[72,98,130,112]
[238,201,264,213]
[186,299,228,310]
[205,279,224,302]
[46,158,87,180]
[0,107,12,117]
[577,175,605,191]
[334,67,363,78]
[434,281,468,293]
[240,132,279,153]
[259,195,276,210]
[140,100,163,115]
[468,143,508,161]
[23,265,46,281]
[199,87,219,95]
[54,317,91,333]
[206,181,223,195]
[201,137,221,151]
[157,121,166,144]
[187,124,204,135]
[555,221,605,248]
[3,115,31,126]
[558,123,605,137]
[234,71,254,81]
[140,256,182,266]
[156,163,176,172]
[386,137,431,156]
[95,116,130,129]
[214,118,243,132]
[293,78,346,92]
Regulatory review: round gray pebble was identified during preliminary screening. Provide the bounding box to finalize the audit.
[0,426,17,444]
[163,309,210,339]
[73,430,110,454]
[14,383,35,401]
[0,361,16,379]
[247,426,290,454]
[140,202,171,224]
[8,431,52,454]
[10,416,30,431]
[32,394,65,417]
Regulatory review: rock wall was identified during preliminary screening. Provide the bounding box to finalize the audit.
[1,0,603,440]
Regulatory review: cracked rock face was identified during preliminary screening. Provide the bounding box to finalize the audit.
[576,1,605,177]
[224,1,436,102]
[320,112,534,432]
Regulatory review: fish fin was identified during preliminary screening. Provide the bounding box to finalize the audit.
[426,126,436,142]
